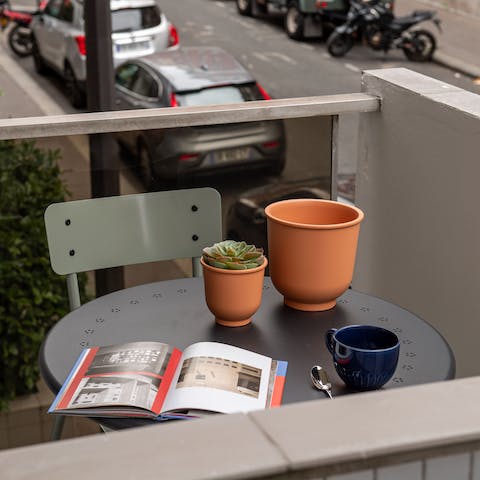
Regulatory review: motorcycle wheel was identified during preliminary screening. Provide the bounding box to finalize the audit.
[326,31,354,57]
[402,29,436,62]
[365,25,386,51]
[8,24,33,57]
[285,2,304,40]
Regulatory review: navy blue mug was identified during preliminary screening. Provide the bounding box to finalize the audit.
[325,325,400,391]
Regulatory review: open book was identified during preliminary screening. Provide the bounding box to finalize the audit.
[48,341,287,420]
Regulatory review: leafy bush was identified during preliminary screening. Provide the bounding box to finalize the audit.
[0,139,87,411]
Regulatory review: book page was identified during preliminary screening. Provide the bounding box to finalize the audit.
[50,341,182,416]
[161,342,273,414]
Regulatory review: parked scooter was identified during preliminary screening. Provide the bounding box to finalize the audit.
[0,1,46,57]
[326,0,441,61]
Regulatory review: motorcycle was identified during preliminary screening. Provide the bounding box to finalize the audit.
[0,1,46,57]
[326,0,442,61]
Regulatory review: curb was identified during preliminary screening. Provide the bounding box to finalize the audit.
[433,51,480,80]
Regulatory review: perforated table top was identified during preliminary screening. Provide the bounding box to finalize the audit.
[40,277,455,429]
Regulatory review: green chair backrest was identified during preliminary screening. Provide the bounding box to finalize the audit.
[44,187,223,309]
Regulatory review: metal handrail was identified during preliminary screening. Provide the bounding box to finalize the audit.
[0,93,380,140]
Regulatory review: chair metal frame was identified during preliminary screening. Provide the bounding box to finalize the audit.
[43,187,223,440]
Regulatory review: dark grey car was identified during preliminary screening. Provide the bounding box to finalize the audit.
[226,177,353,255]
[114,47,286,188]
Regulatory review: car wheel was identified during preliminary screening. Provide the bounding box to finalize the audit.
[137,140,156,191]
[267,156,286,176]
[117,139,134,164]
[65,64,86,109]
[285,2,305,40]
[253,1,268,15]
[236,0,252,16]
[32,37,48,75]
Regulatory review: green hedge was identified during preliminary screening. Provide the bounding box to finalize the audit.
[0,139,86,411]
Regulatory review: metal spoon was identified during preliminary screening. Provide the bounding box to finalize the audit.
[310,365,333,399]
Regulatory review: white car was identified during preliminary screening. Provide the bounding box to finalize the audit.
[31,0,179,108]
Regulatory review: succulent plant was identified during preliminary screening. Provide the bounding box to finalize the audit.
[202,240,265,270]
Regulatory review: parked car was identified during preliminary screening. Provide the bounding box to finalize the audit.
[31,0,179,108]
[114,46,286,188]
[236,0,394,41]
[226,178,352,255]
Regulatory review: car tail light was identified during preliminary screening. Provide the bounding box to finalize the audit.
[179,153,200,162]
[262,141,280,149]
[170,92,178,107]
[256,83,271,100]
[75,35,86,56]
[315,0,329,8]
[168,24,179,47]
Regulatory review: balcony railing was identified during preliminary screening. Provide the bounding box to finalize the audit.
[0,93,379,139]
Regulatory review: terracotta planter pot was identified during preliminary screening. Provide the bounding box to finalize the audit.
[201,257,268,327]
[265,199,364,311]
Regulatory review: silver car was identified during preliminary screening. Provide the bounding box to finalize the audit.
[31,0,179,108]
[114,47,286,189]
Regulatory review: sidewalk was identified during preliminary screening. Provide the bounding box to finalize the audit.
[397,0,480,78]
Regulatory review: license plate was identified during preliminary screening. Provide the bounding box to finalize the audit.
[212,147,251,164]
[116,40,151,53]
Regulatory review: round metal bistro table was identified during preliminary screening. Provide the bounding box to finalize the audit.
[40,277,455,430]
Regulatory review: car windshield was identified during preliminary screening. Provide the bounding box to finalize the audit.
[111,6,161,32]
[175,83,264,106]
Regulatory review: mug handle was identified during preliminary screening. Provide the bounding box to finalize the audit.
[325,328,337,354]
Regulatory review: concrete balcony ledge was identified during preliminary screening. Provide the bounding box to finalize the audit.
[363,67,480,117]
[2,376,480,480]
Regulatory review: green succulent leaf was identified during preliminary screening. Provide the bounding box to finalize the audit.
[202,240,265,270]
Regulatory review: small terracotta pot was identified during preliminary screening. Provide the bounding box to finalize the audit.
[265,199,364,311]
[201,257,268,327]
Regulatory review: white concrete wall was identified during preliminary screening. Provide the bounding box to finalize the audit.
[353,68,480,378]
